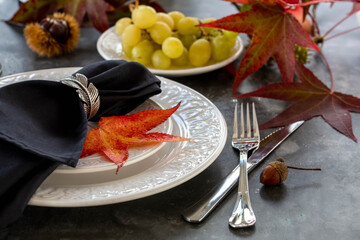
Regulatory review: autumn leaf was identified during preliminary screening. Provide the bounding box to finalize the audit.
[7,0,62,24]
[81,103,191,173]
[200,0,319,94]
[99,102,181,137]
[223,62,237,76]
[237,61,360,142]
[63,0,111,32]
[349,1,360,15]
[286,6,313,35]
[98,128,129,170]
[81,128,103,157]
[8,0,112,32]
[7,0,158,32]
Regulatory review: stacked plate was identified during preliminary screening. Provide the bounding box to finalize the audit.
[0,69,227,207]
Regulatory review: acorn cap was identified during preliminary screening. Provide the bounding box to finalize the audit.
[269,157,288,183]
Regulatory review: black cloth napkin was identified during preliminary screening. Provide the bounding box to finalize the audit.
[0,60,161,238]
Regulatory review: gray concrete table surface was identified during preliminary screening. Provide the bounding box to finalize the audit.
[1,0,360,239]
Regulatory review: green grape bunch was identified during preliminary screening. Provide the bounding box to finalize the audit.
[114,5,239,70]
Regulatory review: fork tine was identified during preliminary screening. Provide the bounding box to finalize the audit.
[233,102,238,139]
[240,103,245,138]
[246,103,251,138]
[252,103,259,138]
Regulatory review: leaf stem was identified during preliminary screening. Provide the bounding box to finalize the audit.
[308,12,321,36]
[323,13,352,38]
[281,0,337,8]
[324,26,360,41]
[319,50,335,93]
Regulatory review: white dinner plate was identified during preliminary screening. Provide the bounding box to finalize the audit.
[0,68,227,207]
[96,26,244,77]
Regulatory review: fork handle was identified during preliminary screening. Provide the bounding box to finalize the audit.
[239,151,251,198]
[182,160,258,223]
[182,164,240,223]
[229,150,256,228]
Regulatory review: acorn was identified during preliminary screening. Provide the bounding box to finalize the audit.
[24,12,80,57]
[260,157,321,186]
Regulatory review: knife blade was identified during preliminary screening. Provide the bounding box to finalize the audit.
[182,121,304,223]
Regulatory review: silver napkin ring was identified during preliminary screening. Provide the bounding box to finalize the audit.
[60,73,100,120]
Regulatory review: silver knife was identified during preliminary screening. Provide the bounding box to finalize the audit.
[182,121,304,223]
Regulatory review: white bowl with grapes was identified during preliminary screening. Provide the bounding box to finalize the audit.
[97,6,244,77]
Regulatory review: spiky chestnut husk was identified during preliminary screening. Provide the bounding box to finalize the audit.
[24,13,80,57]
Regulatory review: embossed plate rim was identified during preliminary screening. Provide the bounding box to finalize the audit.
[0,68,227,207]
[96,26,244,77]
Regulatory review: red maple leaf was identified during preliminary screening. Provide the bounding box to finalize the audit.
[81,103,191,172]
[63,0,111,33]
[237,61,360,142]
[200,0,319,94]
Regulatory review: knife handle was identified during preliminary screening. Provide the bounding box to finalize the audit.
[182,162,255,223]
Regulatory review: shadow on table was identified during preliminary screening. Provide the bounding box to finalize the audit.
[259,185,288,202]
[229,224,256,237]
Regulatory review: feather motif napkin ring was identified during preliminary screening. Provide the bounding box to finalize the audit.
[61,73,100,119]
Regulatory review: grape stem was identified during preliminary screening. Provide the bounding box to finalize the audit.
[198,22,208,37]
[129,0,139,12]
[129,3,134,12]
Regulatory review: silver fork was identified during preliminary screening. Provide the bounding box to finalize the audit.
[229,102,260,228]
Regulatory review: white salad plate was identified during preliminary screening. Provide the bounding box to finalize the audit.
[0,68,227,207]
[96,26,244,77]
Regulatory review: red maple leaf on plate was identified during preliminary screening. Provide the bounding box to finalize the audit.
[200,0,319,93]
[237,61,360,142]
[81,102,191,173]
